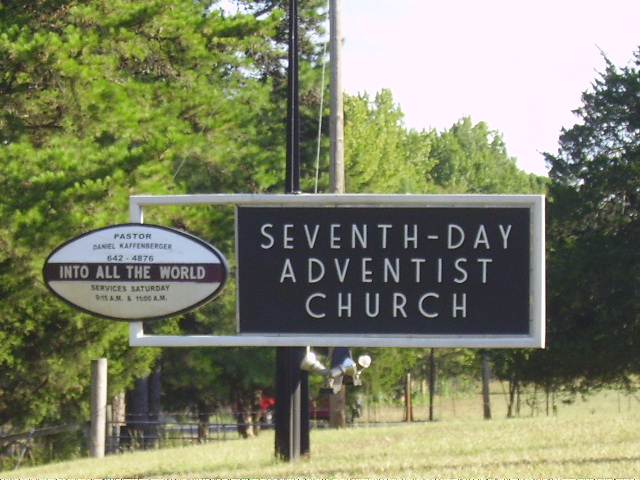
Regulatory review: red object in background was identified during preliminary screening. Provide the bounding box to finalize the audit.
[262,395,329,421]
[260,395,275,415]
[309,396,329,420]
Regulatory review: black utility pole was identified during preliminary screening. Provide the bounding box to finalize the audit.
[284,0,300,194]
[275,0,309,461]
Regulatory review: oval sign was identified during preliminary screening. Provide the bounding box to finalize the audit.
[43,224,229,321]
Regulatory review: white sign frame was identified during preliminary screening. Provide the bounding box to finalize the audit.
[128,193,545,348]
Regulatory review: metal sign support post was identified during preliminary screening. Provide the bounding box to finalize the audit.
[275,0,310,462]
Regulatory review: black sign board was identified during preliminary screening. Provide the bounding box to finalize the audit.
[237,205,532,337]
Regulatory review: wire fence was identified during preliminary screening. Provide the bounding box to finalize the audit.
[1,423,89,470]
[5,387,638,470]
[2,406,338,469]
[106,412,262,451]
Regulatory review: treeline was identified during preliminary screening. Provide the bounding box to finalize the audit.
[0,0,637,453]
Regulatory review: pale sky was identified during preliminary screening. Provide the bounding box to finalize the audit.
[340,0,640,176]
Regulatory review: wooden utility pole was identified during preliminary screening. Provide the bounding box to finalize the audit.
[329,0,344,194]
[328,0,347,429]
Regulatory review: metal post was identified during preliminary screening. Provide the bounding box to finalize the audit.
[275,0,309,461]
[285,0,301,194]
[275,348,307,460]
[90,358,107,458]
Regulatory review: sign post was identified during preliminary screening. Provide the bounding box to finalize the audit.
[274,0,309,462]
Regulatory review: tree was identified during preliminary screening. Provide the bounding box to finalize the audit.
[341,92,548,418]
[344,89,434,193]
[0,0,551,436]
[0,0,305,430]
[540,49,640,389]
[157,0,330,419]
[430,117,546,194]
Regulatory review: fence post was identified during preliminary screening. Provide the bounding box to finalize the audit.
[482,350,492,420]
[90,358,107,458]
[404,373,413,422]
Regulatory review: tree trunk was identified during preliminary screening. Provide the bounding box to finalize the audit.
[197,402,209,443]
[234,399,251,438]
[507,376,519,418]
[148,363,161,447]
[328,347,349,428]
[329,386,346,428]
[108,392,126,453]
[251,389,263,436]
[125,374,149,448]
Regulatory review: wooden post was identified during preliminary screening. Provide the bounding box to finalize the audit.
[429,348,436,421]
[90,358,107,458]
[329,0,344,193]
[328,0,348,429]
[482,350,492,420]
[405,373,413,422]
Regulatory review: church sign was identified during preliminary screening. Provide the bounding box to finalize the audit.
[43,224,229,321]
[236,197,543,343]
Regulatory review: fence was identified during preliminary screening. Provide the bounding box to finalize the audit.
[105,408,338,452]
[1,414,261,469]
[0,385,518,469]
[106,412,245,451]
[6,386,638,470]
[2,408,319,469]
[0,423,89,470]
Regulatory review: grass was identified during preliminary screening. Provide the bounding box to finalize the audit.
[3,390,640,478]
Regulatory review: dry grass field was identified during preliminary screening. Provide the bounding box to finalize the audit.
[2,388,639,478]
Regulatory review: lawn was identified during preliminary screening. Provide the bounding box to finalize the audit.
[3,396,639,478]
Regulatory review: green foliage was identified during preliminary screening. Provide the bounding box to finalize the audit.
[342,90,546,401]
[344,89,434,193]
[343,91,545,195]
[0,0,310,428]
[539,49,640,388]
[0,0,548,433]
[431,117,546,194]
[359,348,423,402]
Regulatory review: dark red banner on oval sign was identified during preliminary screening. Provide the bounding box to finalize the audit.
[43,224,229,321]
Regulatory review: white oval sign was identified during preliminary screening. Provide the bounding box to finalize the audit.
[43,224,229,321]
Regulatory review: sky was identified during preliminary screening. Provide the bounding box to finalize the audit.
[339,0,640,176]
